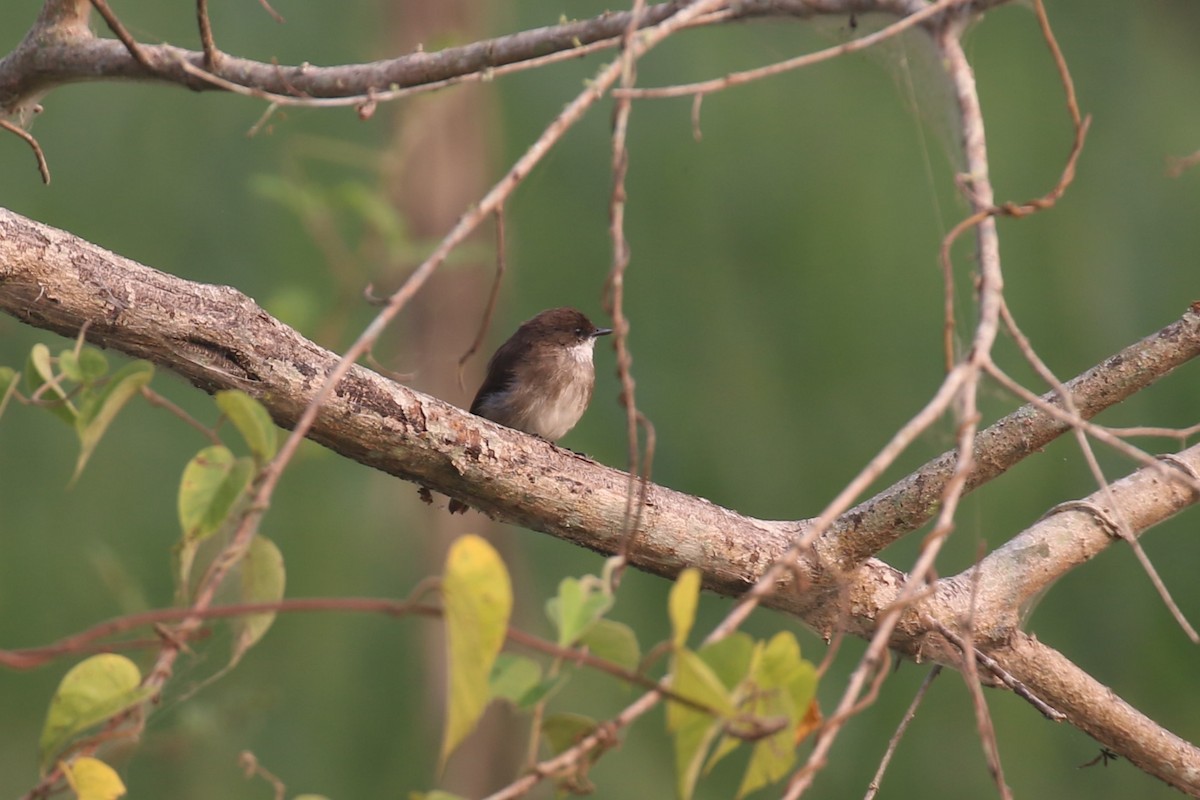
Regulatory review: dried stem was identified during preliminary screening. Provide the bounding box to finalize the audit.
[862,666,942,800]
[196,0,220,70]
[0,120,50,183]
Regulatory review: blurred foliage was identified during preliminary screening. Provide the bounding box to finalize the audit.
[1,1,1199,798]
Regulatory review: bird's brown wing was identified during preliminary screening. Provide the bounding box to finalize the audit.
[469,336,520,415]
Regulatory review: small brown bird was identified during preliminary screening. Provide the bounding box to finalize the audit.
[471,307,611,439]
[449,307,611,513]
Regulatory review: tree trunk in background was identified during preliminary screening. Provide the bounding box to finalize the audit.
[384,3,523,794]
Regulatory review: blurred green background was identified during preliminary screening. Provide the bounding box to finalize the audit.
[1,1,1198,797]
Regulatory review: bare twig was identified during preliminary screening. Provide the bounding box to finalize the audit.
[940,0,1088,365]
[951,564,1013,800]
[139,386,222,445]
[0,594,716,712]
[958,439,1200,645]
[456,206,507,392]
[4,0,691,124]
[709,364,972,647]
[783,12,1011,794]
[998,300,1200,642]
[239,752,286,800]
[0,120,50,184]
[788,647,897,795]
[983,362,1200,500]
[1166,149,1200,178]
[89,0,156,72]
[177,38,618,111]
[3,2,997,128]
[862,666,941,800]
[256,0,285,25]
[618,0,965,100]
[605,0,656,585]
[1104,422,1200,442]
[196,0,220,70]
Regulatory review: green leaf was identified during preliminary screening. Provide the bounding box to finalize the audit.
[25,344,76,424]
[705,729,742,778]
[77,347,109,383]
[667,646,739,799]
[701,636,761,777]
[440,534,512,766]
[490,655,566,710]
[759,632,818,711]
[580,619,641,673]
[698,633,756,691]
[667,648,734,732]
[216,390,278,463]
[59,349,82,382]
[734,633,818,799]
[489,654,542,706]
[541,713,597,756]
[668,568,702,649]
[178,446,254,539]
[72,360,154,482]
[175,446,255,593]
[229,535,286,667]
[61,756,126,800]
[737,727,795,799]
[514,673,568,709]
[57,343,108,386]
[39,654,154,772]
[547,575,613,648]
[674,712,723,800]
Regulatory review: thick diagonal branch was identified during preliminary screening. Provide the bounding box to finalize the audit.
[4,207,1200,789]
[0,205,1196,603]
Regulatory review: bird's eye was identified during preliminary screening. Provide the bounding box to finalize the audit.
[575,328,585,337]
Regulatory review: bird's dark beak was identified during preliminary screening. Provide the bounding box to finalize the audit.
[594,327,613,338]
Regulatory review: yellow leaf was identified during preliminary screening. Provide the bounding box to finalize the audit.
[39,655,153,772]
[61,757,126,800]
[440,535,512,766]
[669,568,701,649]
